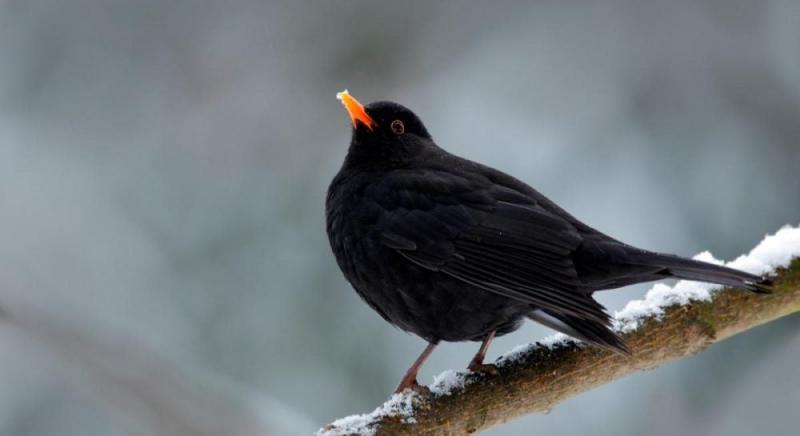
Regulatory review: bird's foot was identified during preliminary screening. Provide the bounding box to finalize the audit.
[468,362,499,376]
[394,378,431,396]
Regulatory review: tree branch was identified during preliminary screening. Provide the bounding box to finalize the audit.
[320,228,800,436]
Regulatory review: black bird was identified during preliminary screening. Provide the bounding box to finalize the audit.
[326,90,770,394]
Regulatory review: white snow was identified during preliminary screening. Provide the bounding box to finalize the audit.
[318,392,419,436]
[430,369,469,395]
[320,225,800,434]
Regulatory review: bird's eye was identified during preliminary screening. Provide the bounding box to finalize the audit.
[390,119,405,135]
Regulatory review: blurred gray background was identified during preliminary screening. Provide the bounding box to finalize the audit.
[1,1,799,435]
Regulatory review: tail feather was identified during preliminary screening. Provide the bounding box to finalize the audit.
[528,309,630,354]
[538,243,774,353]
[627,250,772,293]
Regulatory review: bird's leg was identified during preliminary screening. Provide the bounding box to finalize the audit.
[467,330,498,375]
[394,341,438,394]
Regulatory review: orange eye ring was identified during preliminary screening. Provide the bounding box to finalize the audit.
[390,119,405,135]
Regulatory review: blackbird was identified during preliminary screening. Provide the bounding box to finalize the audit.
[326,90,770,394]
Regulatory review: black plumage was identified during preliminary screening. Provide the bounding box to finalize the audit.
[326,91,770,393]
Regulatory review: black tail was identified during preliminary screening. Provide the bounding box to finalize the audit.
[627,250,773,294]
[528,309,630,354]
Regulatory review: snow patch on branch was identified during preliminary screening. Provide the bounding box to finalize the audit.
[430,369,469,395]
[318,392,419,436]
[319,225,799,435]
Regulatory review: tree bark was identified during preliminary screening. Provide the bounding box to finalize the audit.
[322,258,800,435]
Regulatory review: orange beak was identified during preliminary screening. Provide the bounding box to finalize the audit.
[336,90,375,130]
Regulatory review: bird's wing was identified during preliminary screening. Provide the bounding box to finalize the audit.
[374,169,610,324]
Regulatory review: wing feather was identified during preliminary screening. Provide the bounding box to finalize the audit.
[376,175,611,324]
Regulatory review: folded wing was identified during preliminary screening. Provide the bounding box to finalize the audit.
[375,171,613,327]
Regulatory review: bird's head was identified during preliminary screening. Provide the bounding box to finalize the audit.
[336,90,433,165]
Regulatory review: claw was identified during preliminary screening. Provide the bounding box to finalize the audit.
[394,379,431,396]
[468,362,499,376]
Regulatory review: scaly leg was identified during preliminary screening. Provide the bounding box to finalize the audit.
[468,330,498,375]
[394,341,438,394]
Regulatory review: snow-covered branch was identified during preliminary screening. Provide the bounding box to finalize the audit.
[320,226,800,436]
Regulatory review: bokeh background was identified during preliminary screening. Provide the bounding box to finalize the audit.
[1,1,799,435]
